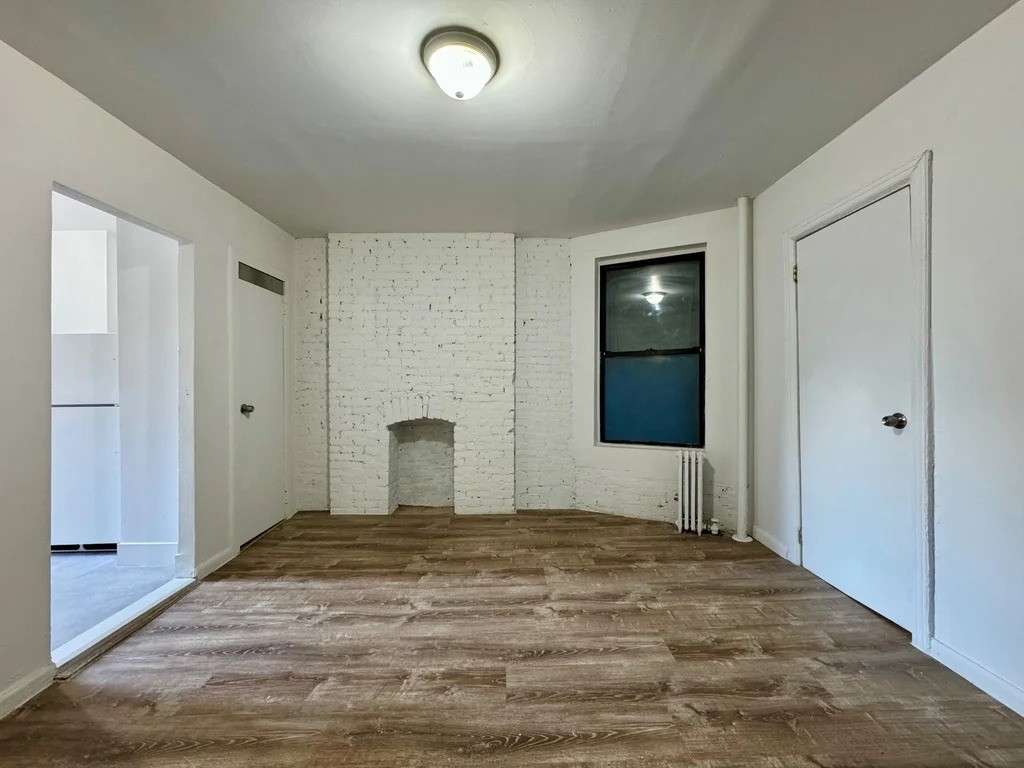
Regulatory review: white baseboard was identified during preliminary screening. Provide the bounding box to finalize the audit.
[195,546,238,580]
[0,663,55,719]
[452,509,517,516]
[52,578,194,671]
[753,525,789,560]
[117,541,177,568]
[929,638,1024,717]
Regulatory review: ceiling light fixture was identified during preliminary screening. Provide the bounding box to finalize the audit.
[422,28,498,101]
[643,291,666,306]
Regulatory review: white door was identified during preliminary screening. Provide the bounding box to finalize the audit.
[233,263,287,546]
[797,188,916,630]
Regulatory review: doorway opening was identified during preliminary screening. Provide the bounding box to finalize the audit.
[50,187,195,669]
[387,419,455,512]
[783,151,933,649]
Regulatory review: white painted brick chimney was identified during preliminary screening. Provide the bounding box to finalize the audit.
[327,234,516,515]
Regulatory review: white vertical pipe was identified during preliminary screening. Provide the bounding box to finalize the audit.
[734,197,754,543]
[687,451,694,532]
[676,450,683,533]
[696,452,704,535]
[691,452,697,532]
[690,451,697,532]
[690,452,696,532]
[684,451,691,531]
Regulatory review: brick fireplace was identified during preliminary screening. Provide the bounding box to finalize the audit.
[327,234,516,515]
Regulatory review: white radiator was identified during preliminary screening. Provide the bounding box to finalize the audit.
[677,449,704,534]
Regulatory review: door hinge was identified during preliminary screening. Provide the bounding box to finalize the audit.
[792,265,798,283]
[797,527,803,545]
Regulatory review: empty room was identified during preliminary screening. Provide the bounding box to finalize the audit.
[0,1,1022,766]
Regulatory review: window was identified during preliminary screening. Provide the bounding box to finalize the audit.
[600,252,704,447]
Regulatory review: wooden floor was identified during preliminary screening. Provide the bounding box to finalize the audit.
[3,508,1023,767]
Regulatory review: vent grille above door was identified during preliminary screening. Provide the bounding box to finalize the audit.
[238,262,284,296]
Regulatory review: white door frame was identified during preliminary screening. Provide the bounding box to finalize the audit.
[782,151,933,649]
[51,183,197,580]
[175,242,196,579]
[226,247,293,552]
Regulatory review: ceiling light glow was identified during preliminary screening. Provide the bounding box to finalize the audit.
[422,29,498,100]
[644,291,666,305]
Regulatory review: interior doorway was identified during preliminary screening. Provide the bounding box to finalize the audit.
[786,152,933,648]
[50,188,194,668]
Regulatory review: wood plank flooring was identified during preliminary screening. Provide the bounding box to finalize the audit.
[3,508,1022,766]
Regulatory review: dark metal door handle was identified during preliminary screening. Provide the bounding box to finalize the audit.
[881,412,907,429]
[240,403,255,415]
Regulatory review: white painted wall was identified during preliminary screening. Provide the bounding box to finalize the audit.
[51,333,119,407]
[52,191,117,232]
[116,219,180,567]
[291,238,329,511]
[569,208,739,527]
[0,40,292,713]
[752,1,1024,712]
[514,238,575,510]
[327,234,516,515]
[51,192,118,332]
[50,231,110,334]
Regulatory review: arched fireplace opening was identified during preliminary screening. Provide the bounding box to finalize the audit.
[386,418,455,512]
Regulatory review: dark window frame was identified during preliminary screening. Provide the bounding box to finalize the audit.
[599,251,706,448]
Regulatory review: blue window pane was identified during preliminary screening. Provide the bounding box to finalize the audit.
[603,354,700,445]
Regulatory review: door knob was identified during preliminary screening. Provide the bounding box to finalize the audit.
[240,403,255,415]
[881,412,907,429]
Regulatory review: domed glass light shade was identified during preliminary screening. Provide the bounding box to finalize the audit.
[422,29,498,100]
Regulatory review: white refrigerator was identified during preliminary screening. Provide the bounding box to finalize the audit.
[51,333,121,546]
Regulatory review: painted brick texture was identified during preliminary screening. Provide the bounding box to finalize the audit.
[514,238,575,509]
[292,233,727,526]
[574,463,736,528]
[291,237,329,510]
[327,234,516,515]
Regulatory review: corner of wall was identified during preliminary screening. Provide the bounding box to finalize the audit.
[0,663,55,721]
[567,208,741,526]
[291,237,330,512]
[514,237,576,510]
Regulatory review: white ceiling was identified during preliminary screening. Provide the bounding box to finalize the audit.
[0,0,1013,237]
